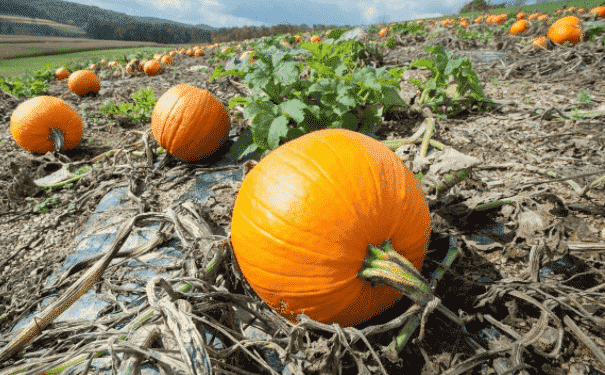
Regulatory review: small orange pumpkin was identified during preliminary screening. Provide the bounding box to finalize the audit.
[161,55,174,65]
[194,49,205,57]
[510,19,529,34]
[591,6,605,17]
[10,96,83,153]
[67,70,100,96]
[144,59,162,76]
[310,34,321,43]
[294,34,301,42]
[55,67,70,80]
[231,128,431,327]
[151,84,231,162]
[533,35,548,49]
[379,27,389,37]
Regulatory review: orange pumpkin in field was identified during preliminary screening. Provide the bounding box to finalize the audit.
[144,60,162,76]
[161,55,174,65]
[55,67,70,80]
[510,19,529,35]
[591,6,605,17]
[533,35,548,49]
[151,84,231,162]
[548,16,584,45]
[68,70,100,96]
[10,96,83,153]
[230,128,431,327]
[310,34,321,43]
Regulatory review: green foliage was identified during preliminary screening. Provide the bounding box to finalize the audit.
[98,88,157,125]
[385,37,396,49]
[456,27,493,43]
[0,70,50,98]
[390,22,427,35]
[210,40,407,160]
[410,44,486,116]
[327,28,346,40]
[578,91,592,103]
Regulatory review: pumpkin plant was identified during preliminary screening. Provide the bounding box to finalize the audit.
[151,84,231,162]
[55,67,70,80]
[10,96,83,153]
[231,128,432,327]
[67,70,100,96]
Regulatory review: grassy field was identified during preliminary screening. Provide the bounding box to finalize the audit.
[0,35,181,77]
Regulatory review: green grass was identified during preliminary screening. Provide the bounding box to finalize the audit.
[1,46,178,77]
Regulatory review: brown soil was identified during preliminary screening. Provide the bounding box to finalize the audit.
[1,19,605,375]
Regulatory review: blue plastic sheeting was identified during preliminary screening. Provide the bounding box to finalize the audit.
[4,151,302,375]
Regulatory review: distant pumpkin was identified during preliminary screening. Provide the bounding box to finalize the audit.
[55,67,70,80]
[510,19,529,35]
[144,60,162,76]
[161,55,174,65]
[151,84,231,162]
[67,70,100,96]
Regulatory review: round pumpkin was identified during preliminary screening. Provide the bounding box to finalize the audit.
[310,34,321,43]
[533,35,548,49]
[230,128,432,327]
[67,70,100,96]
[591,6,605,17]
[161,55,174,65]
[10,96,83,153]
[55,67,70,80]
[548,16,584,45]
[144,59,162,76]
[151,84,231,162]
[510,19,529,35]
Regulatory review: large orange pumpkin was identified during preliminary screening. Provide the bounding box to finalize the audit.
[67,70,100,96]
[10,96,83,153]
[230,128,432,327]
[548,16,584,45]
[151,84,231,162]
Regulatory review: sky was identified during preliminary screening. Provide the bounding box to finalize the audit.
[64,0,544,29]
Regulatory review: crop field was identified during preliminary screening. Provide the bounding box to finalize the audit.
[0,35,183,77]
[1,2,605,374]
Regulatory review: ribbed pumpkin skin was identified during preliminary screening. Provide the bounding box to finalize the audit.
[151,84,231,162]
[231,128,432,327]
[67,70,100,96]
[10,96,83,153]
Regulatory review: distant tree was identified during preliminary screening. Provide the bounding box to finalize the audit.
[376,14,391,26]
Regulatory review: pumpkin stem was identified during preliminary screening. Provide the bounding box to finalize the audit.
[359,240,465,329]
[48,127,65,153]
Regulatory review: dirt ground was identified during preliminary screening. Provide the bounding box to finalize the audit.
[1,19,605,375]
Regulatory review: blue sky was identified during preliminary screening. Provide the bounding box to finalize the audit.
[64,0,543,29]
